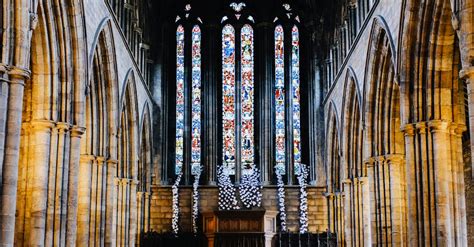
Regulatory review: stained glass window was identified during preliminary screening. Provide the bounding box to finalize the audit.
[175,25,185,175]
[240,24,255,174]
[274,25,286,175]
[191,25,202,175]
[222,24,236,175]
[291,26,302,170]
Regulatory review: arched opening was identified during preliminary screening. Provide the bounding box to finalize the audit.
[363,19,405,246]
[77,24,119,247]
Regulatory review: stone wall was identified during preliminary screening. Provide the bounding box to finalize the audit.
[150,186,328,233]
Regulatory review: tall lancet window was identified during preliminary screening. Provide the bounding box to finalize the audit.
[240,24,255,172]
[191,25,202,174]
[221,6,256,177]
[222,24,237,174]
[292,26,301,168]
[175,25,185,175]
[274,3,303,181]
[275,25,286,174]
[174,5,203,178]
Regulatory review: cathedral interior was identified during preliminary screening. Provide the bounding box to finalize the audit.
[1,0,474,246]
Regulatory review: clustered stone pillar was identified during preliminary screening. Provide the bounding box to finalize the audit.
[0,67,30,246]
[402,121,467,246]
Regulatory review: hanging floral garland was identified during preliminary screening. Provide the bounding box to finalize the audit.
[275,167,287,231]
[296,163,308,233]
[217,166,240,210]
[239,166,262,208]
[171,172,183,235]
[191,165,202,234]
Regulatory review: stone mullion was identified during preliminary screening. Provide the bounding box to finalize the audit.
[386,154,406,246]
[77,154,94,245]
[66,126,85,246]
[105,159,118,246]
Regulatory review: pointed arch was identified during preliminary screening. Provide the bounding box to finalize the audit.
[77,21,120,247]
[341,67,363,178]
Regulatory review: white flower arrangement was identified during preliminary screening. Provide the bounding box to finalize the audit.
[217,166,240,210]
[295,163,309,233]
[275,167,287,231]
[239,166,262,208]
[171,172,183,235]
[191,165,202,233]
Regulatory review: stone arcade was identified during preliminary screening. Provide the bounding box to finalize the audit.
[1,0,474,246]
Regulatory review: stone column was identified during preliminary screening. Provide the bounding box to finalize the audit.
[365,158,378,245]
[105,160,118,246]
[204,24,219,185]
[0,68,30,246]
[401,124,417,246]
[429,120,453,246]
[359,176,371,247]
[129,179,138,246]
[28,120,56,246]
[342,179,352,246]
[76,154,94,245]
[256,22,273,184]
[95,157,106,246]
[385,154,406,246]
[66,126,85,246]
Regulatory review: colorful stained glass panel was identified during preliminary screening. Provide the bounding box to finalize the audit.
[275,25,286,175]
[241,24,255,174]
[191,25,202,175]
[222,24,236,175]
[175,25,185,175]
[291,26,302,170]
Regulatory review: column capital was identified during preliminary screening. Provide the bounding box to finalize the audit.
[460,66,474,80]
[80,154,95,163]
[384,154,405,165]
[0,64,31,80]
[114,177,121,185]
[70,126,86,137]
[364,157,376,168]
[56,122,71,132]
[324,192,335,199]
[96,156,106,164]
[401,123,416,136]
[342,178,352,185]
[29,120,56,132]
[427,120,451,133]
[357,176,368,185]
